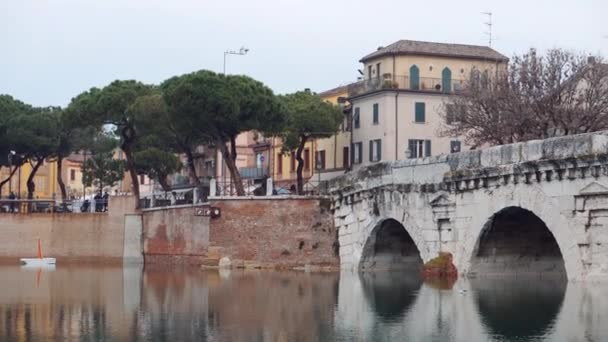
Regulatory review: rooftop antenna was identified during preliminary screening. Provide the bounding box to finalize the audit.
[482,12,493,47]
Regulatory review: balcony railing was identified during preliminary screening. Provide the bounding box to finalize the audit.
[239,167,269,179]
[348,75,466,97]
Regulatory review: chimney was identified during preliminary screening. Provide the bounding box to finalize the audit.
[377,46,384,51]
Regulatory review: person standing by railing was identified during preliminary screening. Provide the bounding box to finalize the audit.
[8,191,15,213]
[102,191,109,212]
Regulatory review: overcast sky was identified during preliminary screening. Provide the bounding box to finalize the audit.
[1,0,606,107]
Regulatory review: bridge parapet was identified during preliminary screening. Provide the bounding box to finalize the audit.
[328,131,608,198]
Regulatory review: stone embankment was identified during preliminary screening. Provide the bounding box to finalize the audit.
[0,195,339,270]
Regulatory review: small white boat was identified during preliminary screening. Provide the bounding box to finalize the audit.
[20,258,56,266]
[20,239,56,266]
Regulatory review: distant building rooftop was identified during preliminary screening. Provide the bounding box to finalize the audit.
[360,39,509,63]
[318,84,351,99]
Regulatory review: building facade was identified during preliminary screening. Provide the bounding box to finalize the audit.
[347,40,508,170]
[315,85,352,181]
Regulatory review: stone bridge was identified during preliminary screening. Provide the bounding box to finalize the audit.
[327,131,608,281]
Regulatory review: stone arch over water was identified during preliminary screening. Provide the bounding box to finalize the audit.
[359,219,423,271]
[469,206,566,276]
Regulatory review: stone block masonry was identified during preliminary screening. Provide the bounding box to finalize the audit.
[208,197,339,269]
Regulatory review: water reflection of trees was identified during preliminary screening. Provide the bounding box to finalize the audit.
[471,276,567,340]
[360,272,422,321]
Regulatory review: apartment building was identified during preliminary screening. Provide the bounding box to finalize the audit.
[347,40,508,169]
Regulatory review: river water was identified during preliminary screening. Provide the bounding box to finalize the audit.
[0,265,607,341]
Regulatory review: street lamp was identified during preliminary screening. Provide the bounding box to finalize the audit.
[220,46,249,190]
[223,46,249,75]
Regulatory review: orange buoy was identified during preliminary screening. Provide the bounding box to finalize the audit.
[37,239,43,259]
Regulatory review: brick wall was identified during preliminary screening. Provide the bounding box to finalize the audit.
[208,197,339,268]
[141,205,209,265]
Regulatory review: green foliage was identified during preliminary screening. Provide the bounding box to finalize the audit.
[133,147,182,191]
[0,95,35,167]
[6,109,61,162]
[81,133,124,190]
[279,90,343,152]
[162,70,283,141]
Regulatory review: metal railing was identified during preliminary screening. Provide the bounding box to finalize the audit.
[0,198,109,214]
[239,167,269,179]
[348,75,466,97]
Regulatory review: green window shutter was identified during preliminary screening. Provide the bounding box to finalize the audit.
[373,104,379,124]
[354,107,360,129]
[377,139,382,160]
[442,67,452,93]
[369,140,373,162]
[358,143,363,164]
[425,140,432,157]
[410,65,420,90]
[351,143,355,164]
[415,102,425,123]
[408,139,416,158]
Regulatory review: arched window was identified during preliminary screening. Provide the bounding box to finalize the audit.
[442,67,452,93]
[409,65,420,90]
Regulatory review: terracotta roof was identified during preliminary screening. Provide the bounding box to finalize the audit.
[360,39,509,63]
[318,84,351,99]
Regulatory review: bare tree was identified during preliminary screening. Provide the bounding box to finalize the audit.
[441,48,608,148]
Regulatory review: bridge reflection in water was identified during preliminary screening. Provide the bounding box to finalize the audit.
[0,266,606,341]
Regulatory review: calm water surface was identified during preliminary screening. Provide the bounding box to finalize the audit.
[1,265,607,341]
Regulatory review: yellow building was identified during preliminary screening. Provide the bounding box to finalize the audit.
[315,85,352,181]
[0,160,58,199]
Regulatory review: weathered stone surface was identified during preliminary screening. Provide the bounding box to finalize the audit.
[328,130,608,281]
[208,198,339,269]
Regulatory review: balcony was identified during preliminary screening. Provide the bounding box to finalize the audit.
[348,75,466,98]
[239,167,269,179]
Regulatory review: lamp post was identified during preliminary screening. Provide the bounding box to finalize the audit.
[223,46,249,75]
[221,46,249,191]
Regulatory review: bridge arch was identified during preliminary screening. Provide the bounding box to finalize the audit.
[470,206,566,276]
[359,218,425,271]
[460,186,583,280]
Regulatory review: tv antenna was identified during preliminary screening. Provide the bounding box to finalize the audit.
[482,12,493,47]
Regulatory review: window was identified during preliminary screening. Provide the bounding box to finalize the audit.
[255,153,263,168]
[376,63,381,78]
[315,150,326,170]
[415,102,426,123]
[277,153,283,174]
[442,67,452,93]
[290,151,296,172]
[354,107,360,129]
[351,142,363,164]
[445,104,458,124]
[70,169,76,181]
[342,146,349,169]
[450,140,462,153]
[140,175,145,185]
[410,65,420,90]
[408,139,431,158]
[369,139,382,162]
[372,103,379,125]
[368,65,373,79]
[304,148,310,170]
